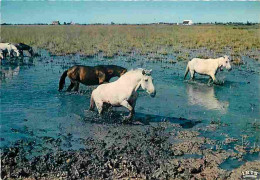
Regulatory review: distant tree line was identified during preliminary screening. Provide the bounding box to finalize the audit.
[1,23,48,25]
[1,21,258,26]
[214,21,257,25]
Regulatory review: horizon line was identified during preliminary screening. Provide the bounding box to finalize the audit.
[1,21,259,25]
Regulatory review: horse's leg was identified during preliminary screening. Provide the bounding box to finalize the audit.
[207,76,214,86]
[10,50,15,58]
[190,70,195,80]
[91,92,104,114]
[96,101,104,115]
[210,74,217,84]
[3,51,7,58]
[121,100,134,121]
[208,77,212,84]
[128,93,138,114]
[67,81,75,92]
[8,50,12,57]
[73,82,80,91]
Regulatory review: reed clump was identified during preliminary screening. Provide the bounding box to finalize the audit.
[1,24,259,60]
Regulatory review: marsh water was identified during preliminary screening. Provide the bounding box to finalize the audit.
[1,51,259,166]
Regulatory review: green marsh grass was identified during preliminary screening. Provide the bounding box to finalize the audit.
[1,25,260,60]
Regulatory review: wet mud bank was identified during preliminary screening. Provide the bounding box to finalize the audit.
[1,121,260,180]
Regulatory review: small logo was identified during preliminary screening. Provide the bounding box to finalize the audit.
[242,170,260,180]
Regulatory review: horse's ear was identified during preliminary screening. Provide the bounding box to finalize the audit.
[224,55,229,59]
[142,69,145,75]
[144,69,152,75]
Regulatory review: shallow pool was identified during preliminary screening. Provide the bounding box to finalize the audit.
[1,51,259,152]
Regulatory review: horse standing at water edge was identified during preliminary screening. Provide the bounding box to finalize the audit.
[59,65,127,91]
[0,43,20,58]
[89,68,156,122]
[184,55,232,84]
[14,43,34,57]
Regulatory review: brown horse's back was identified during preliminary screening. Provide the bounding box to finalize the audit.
[59,65,127,91]
[67,66,100,85]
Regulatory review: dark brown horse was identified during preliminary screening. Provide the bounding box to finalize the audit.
[14,43,34,57]
[59,65,127,91]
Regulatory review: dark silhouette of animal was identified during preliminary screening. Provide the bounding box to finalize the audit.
[59,65,127,92]
[14,43,34,57]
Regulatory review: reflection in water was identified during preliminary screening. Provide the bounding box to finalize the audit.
[187,84,229,114]
[0,57,34,83]
[0,65,20,82]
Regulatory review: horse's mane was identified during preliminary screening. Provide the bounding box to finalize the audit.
[124,68,143,75]
[119,68,143,79]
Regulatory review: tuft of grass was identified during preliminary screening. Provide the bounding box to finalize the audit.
[232,57,244,65]
[197,54,210,59]
[210,119,228,126]
[176,52,190,61]
[252,120,260,130]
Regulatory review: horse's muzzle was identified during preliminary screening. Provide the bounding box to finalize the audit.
[150,90,156,98]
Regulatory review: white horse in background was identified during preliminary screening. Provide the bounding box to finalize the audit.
[89,68,156,121]
[0,49,4,60]
[184,55,232,84]
[0,43,20,58]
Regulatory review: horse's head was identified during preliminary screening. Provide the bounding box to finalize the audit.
[220,55,232,71]
[119,68,127,77]
[107,66,127,77]
[140,69,156,97]
[29,48,34,56]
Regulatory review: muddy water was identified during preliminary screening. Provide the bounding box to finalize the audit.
[1,52,259,158]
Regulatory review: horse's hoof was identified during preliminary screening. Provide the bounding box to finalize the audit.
[122,116,132,123]
[213,80,224,86]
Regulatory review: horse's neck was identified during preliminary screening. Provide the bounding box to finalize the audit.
[216,58,223,68]
[120,73,142,93]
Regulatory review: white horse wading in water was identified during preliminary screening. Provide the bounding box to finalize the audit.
[89,68,156,121]
[0,49,4,60]
[184,55,232,84]
[0,43,20,58]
